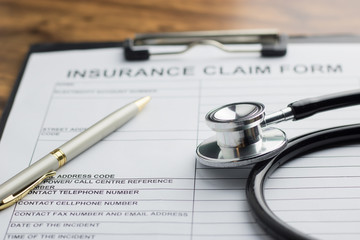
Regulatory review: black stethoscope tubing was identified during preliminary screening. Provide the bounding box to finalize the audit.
[246,124,360,240]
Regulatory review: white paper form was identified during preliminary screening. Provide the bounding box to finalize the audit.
[0,42,359,240]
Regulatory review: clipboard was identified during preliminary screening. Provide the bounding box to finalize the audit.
[1,29,360,240]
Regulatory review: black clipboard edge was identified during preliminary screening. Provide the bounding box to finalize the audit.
[29,41,123,53]
[1,35,360,140]
[0,48,32,140]
[290,34,360,43]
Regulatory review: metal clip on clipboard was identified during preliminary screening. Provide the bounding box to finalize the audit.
[123,29,288,61]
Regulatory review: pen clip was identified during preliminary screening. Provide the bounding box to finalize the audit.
[0,171,56,210]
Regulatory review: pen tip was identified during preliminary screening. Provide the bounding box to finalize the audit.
[135,96,151,111]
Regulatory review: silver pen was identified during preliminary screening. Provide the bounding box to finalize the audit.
[0,96,151,211]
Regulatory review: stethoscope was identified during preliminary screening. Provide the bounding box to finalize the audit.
[196,89,360,240]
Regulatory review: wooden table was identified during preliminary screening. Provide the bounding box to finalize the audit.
[1,0,360,117]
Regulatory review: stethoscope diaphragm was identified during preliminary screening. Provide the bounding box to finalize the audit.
[196,102,287,167]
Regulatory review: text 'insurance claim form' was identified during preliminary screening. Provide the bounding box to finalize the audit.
[0,42,360,240]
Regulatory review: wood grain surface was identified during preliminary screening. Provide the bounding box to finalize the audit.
[1,0,360,117]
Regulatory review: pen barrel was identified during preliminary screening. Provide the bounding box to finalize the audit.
[0,154,58,201]
[0,97,149,210]
[59,102,139,161]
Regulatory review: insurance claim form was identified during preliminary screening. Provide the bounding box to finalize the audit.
[0,41,360,240]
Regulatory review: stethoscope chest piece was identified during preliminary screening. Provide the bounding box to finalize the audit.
[196,102,287,167]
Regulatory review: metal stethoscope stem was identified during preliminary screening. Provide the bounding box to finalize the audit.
[262,106,294,126]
